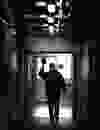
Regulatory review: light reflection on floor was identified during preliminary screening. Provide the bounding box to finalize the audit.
[32,103,72,127]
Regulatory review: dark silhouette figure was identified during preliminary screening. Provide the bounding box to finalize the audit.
[39,58,66,126]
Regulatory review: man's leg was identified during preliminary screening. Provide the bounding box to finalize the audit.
[55,90,60,124]
[48,100,54,124]
[55,100,60,123]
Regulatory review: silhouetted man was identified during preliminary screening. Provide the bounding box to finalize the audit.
[39,58,66,125]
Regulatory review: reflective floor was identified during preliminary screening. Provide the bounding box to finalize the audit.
[32,100,72,128]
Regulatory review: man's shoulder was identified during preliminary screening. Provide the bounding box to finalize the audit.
[57,71,64,80]
[56,71,62,76]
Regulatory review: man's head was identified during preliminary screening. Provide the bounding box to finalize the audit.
[49,63,56,71]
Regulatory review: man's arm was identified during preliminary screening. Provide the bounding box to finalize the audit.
[57,72,66,91]
[39,65,48,80]
[38,58,48,80]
